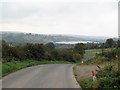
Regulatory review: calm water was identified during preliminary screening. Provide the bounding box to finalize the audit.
[55,41,99,44]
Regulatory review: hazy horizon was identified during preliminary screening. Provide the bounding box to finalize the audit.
[0,0,118,37]
[1,30,116,37]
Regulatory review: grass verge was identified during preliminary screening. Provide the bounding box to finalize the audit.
[73,65,98,90]
[73,63,119,90]
[2,60,72,77]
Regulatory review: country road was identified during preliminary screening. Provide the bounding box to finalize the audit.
[2,64,80,88]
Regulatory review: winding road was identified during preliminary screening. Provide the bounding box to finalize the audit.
[2,64,80,88]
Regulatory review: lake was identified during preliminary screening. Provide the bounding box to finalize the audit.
[55,41,99,44]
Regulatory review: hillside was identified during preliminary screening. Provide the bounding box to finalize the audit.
[1,31,108,45]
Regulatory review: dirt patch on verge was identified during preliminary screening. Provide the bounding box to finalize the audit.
[73,64,97,82]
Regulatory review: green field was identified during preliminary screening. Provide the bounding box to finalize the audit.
[85,48,112,57]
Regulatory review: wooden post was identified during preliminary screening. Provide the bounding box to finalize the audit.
[92,70,97,90]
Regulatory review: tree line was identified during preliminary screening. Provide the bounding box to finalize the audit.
[2,38,120,63]
[86,38,120,49]
[2,40,86,63]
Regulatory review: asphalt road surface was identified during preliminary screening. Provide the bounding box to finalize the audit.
[2,64,80,88]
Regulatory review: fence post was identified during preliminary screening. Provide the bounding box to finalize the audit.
[92,70,97,90]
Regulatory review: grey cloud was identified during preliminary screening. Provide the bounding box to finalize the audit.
[0,1,118,37]
[1,2,116,19]
[1,2,40,19]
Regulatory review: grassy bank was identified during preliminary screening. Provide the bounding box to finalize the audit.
[2,60,72,77]
[81,64,119,89]
[74,63,119,89]
[73,64,97,89]
[74,47,119,89]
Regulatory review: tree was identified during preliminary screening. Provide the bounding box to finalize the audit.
[101,43,105,55]
[2,44,17,61]
[73,53,82,62]
[2,40,6,45]
[50,49,59,60]
[24,43,45,60]
[45,42,55,50]
[31,44,45,60]
[14,46,26,60]
[117,40,120,48]
[74,43,86,57]
[105,39,114,48]
[24,43,33,59]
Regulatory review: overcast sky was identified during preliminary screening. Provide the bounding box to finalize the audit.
[0,0,119,37]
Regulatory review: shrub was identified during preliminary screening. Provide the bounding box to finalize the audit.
[97,77,120,89]
[96,65,120,89]
[79,77,96,90]
[73,53,82,62]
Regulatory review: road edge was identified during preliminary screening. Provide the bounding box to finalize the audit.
[72,64,81,88]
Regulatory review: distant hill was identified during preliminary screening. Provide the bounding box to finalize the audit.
[1,31,109,45]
